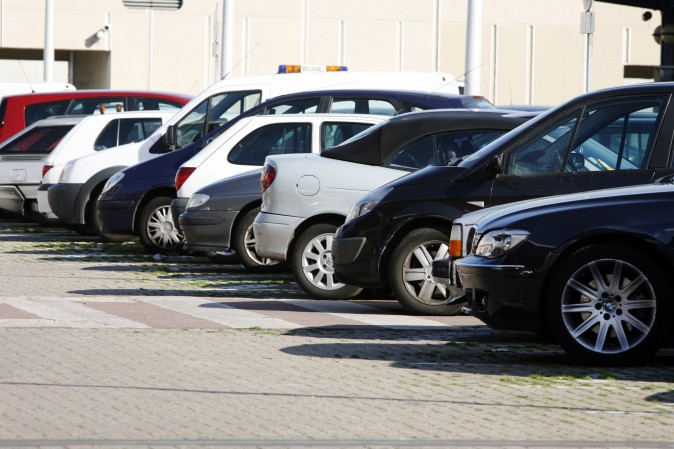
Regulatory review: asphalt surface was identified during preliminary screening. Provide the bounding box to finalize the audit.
[1,219,674,449]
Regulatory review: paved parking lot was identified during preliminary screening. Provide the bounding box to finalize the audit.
[1,220,674,449]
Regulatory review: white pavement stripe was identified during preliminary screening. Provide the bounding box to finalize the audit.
[280,298,449,329]
[139,296,302,329]
[1,297,148,328]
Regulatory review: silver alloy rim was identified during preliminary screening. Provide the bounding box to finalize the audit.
[561,258,656,355]
[401,240,450,305]
[146,205,183,249]
[301,232,343,290]
[243,224,279,266]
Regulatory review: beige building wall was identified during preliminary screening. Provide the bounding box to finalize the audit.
[0,0,662,107]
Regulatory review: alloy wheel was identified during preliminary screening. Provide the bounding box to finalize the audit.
[400,240,450,306]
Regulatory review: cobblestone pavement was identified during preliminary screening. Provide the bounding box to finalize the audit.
[1,222,674,449]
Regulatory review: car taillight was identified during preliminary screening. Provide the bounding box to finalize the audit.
[175,166,196,191]
[260,164,276,192]
[42,165,53,178]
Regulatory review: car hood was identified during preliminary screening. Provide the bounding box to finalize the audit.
[466,183,674,228]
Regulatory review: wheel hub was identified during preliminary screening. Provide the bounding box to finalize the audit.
[602,298,618,313]
[161,221,174,234]
[321,252,334,272]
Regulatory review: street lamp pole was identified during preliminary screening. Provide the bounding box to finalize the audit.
[465,0,483,95]
[44,0,54,82]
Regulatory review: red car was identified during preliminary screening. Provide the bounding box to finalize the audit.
[0,90,192,143]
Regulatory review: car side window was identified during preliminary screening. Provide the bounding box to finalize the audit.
[330,99,398,116]
[384,130,509,170]
[24,100,71,126]
[258,98,320,115]
[136,98,183,111]
[505,96,666,175]
[69,98,126,115]
[228,123,312,166]
[94,121,119,150]
[175,90,261,150]
[320,122,374,150]
[506,112,580,175]
[118,118,163,145]
[570,98,665,171]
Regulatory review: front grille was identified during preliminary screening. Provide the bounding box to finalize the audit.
[466,227,477,255]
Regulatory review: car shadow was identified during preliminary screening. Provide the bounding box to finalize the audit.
[279,325,674,380]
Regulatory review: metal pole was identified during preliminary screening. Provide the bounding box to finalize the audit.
[465,0,483,95]
[221,0,234,79]
[44,0,54,82]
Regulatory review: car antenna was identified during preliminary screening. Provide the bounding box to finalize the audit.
[429,64,483,95]
[221,43,259,80]
[18,60,35,93]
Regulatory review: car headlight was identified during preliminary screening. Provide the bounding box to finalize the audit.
[345,186,393,223]
[186,193,210,210]
[102,171,125,194]
[474,229,529,258]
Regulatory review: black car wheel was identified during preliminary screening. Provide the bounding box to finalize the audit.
[388,227,463,315]
[546,243,670,366]
[138,196,184,254]
[291,223,362,300]
[233,207,283,272]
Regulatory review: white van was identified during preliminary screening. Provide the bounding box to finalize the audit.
[46,71,460,236]
[36,110,176,220]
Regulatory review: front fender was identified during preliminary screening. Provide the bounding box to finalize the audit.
[76,166,128,224]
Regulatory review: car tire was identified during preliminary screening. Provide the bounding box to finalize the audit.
[233,207,283,272]
[137,196,184,254]
[546,243,671,366]
[388,227,463,315]
[206,251,240,265]
[291,223,362,300]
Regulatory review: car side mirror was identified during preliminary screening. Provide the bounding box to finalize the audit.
[568,152,584,170]
[163,124,176,150]
[486,154,504,175]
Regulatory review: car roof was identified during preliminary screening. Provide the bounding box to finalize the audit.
[1,89,192,103]
[321,109,535,165]
[254,89,484,102]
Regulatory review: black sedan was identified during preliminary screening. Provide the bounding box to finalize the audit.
[452,183,674,366]
[332,82,674,316]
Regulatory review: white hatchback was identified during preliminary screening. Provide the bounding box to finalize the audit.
[36,111,176,221]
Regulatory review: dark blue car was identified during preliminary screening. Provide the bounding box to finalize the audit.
[97,89,494,254]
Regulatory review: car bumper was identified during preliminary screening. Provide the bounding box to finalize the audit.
[332,217,386,288]
[0,185,25,215]
[170,197,189,233]
[37,184,58,219]
[48,183,83,224]
[253,212,303,262]
[96,193,141,235]
[454,254,548,332]
[180,209,237,253]
[430,257,467,304]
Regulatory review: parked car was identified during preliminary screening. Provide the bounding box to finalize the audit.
[0,89,190,143]
[96,89,495,254]
[331,82,674,315]
[28,111,175,224]
[50,71,461,239]
[253,109,535,299]
[169,114,387,256]
[447,182,674,366]
[178,169,274,268]
[0,116,85,220]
